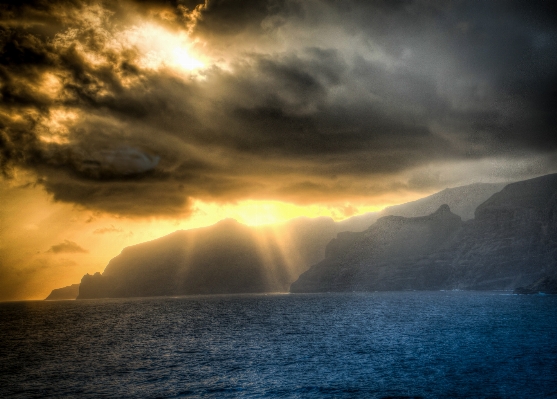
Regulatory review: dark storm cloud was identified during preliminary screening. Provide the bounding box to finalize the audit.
[1,0,556,216]
[47,239,88,253]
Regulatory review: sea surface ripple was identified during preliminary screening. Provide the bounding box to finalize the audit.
[1,292,556,398]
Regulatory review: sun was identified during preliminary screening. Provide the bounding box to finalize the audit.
[172,47,204,71]
[120,22,205,74]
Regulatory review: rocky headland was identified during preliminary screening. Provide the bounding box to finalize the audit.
[79,219,299,298]
[45,284,80,300]
[77,215,359,299]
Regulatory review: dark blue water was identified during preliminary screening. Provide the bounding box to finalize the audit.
[1,292,556,398]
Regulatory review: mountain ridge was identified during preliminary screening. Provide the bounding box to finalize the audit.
[290,174,557,293]
[47,178,549,299]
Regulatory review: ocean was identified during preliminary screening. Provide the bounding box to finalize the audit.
[1,292,556,398]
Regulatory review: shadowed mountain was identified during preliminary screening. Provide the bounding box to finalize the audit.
[291,205,463,292]
[335,212,382,233]
[75,180,530,299]
[336,182,507,233]
[291,174,557,293]
[45,284,80,300]
[78,217,340,298]
[381,183,506,220]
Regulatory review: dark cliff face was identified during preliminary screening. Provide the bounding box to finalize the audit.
[77,175,557,299]
[77,217,352,299]
[291,174,557,293]
[445,174,557,290]
[45,284,80,300]
[76,182,505,299]
[78,219,295,298]
[290,204,463,293]
[475,174,557,219]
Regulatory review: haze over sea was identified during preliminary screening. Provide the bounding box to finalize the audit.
[1,292,556,398]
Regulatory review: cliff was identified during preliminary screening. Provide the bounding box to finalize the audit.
[45,284,80,300]
[291,174,557,293]
[80,219,289,298]
[291,205,463,292]
[76,178,537,299]
[78,217,342,298]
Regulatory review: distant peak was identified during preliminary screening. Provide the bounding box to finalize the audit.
[435,204,451,214]
[214,218,246,230]
[216,218,240,225]
[429,204,461,222]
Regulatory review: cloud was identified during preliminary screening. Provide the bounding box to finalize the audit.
[1,0,556,217]
[47,240,88,253]
[93,225,123,234]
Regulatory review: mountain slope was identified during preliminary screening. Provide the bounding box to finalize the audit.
[80,220,288,298]
[78,217,341,298]
[290,205,463,292]
[291,174,557,293]
[75,179,533,299]
[381,182,506,220]
[45,284,80,300]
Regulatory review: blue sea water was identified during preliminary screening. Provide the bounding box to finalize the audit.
[1,292,556,398]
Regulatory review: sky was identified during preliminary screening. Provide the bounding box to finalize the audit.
[1,0,556,300]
